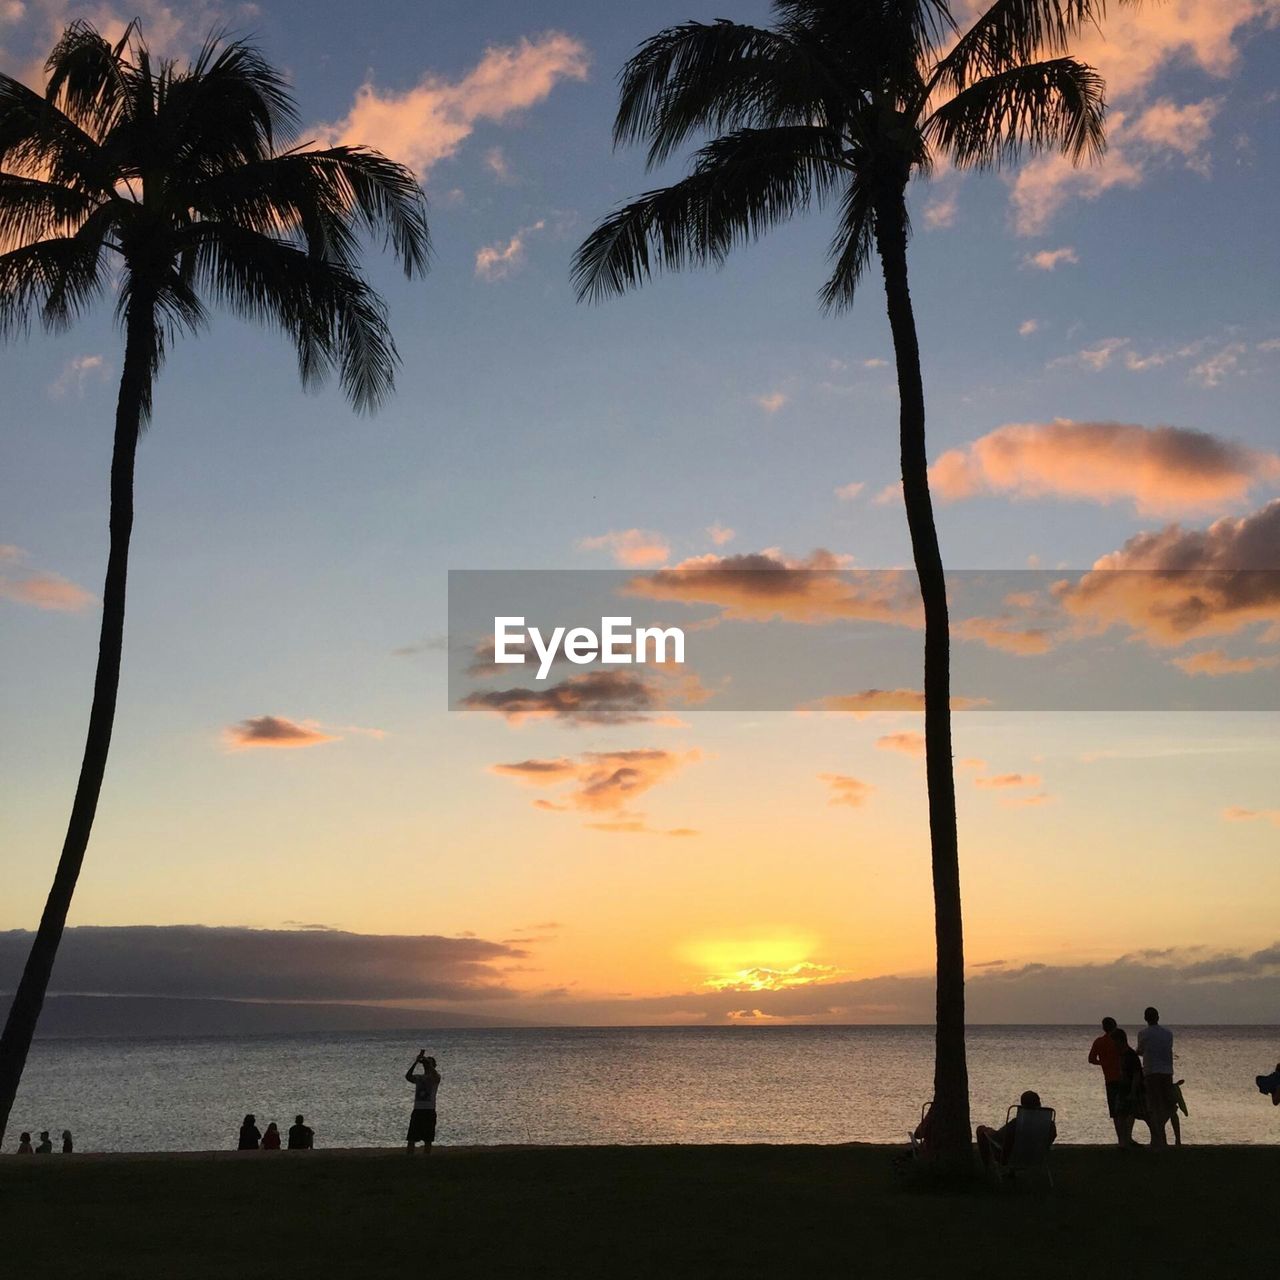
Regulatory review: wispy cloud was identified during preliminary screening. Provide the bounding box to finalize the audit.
[577,528,670,567]
[491,748,700,814]
[475,219,545,282]
[315,33,589,181]
[1022,246,1077,271]
[223,715,340,751]
[755,391,787,414]
[819,773,875,808]
[0,546,94,611]
[49,353,105,398]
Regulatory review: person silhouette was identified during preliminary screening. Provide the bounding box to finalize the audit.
[35,1131,53,1154]
[1088,1016,1126,1145]
[238,1114,262,1150]
[262,1121,281,1150]
[61,1130,74,1154]
[17,1132,33,1154]
[1136,1007,1177,1148]
[405,1051,441,1154]
[287,1115,314,1150]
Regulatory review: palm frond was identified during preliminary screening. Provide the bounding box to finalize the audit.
[43,19,137,139]
[615,20,840,166]
[574,125,845,301]
[0,73,112,192]
[818,172,877,312]
[183,222,398,412]
[923,56,1105,169]
[931,0,1134,92]
[0,173,101,253]
[0,226,109,338]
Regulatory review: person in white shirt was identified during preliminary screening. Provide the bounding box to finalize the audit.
[1136,1007,1178,1148]
[405,1051,442,1154]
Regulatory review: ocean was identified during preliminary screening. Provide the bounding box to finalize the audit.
[10,1025,1279,1152]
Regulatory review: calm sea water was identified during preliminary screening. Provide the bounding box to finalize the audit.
[10,1026,1279,1153]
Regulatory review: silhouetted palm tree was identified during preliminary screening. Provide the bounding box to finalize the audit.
[0,22,429,1140]
[574,0,1125,1165]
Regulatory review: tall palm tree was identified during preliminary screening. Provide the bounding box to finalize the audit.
[0,22,429,1140]
[574,0,1125,1165]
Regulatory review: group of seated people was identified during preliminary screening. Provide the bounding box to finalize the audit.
[912,1090,1057,1174]
[237,1114,314,1150]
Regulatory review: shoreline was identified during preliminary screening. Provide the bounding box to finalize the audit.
[4,1138,1276,1160]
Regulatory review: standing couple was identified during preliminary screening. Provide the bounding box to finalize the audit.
[1089,1007,1181,1148]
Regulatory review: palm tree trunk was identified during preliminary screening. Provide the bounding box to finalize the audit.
[872,188,971,1166]
[0,298,155,1144]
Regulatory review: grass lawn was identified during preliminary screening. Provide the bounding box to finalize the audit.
[2,1144,1275,1278]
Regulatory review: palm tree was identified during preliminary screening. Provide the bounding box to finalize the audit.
[574,0,1125,1165]
[0,22,429,1140]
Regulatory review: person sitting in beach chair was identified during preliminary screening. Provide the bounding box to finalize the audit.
[909,1100,936,1157]
[976,1091,1057,1185]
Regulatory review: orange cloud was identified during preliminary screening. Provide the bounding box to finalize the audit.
[954,615,1054,655]
[460,669,709,726]
[819,774,875,808]
[626,551,921,628]
[1023,246,1077,271]
[876,732,925,757]
[491,748,700,813]
[475,220,544,281]
[0,570,94,611]
[1223,806,1280,827]
[224,716,339,750]
[808,689,989,715]
[1057,500,1280,647]
[578,528,671,567]
[316,33,590,179]
[931,421,1280,516]
[1003,0,1274,232]
[1171,649,1280,677]
[706,523,735,547]
[974,773,1043,789]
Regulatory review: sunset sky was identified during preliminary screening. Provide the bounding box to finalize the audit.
[2,0,1279,1024]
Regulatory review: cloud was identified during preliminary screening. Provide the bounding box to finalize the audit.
[0,547,94,611]
[475,219,544,281]
[1056,499,1280,646]
[973,773,1043,789]
[0,924,525,1002]
[953,615,1055,655]
[49,353,105,398]
[756,391,787,414]
[483,145,512,181]
[819,773,875,808]
[1005,0,1277,234]
[1223,806,1280,827]
[585,820,699,837]
[1022,246,1077,271]
[1189,343,1247,388]
[808,689,989,715]
[1171,648,1280,676]
[834,481,865,502]
[460,669,708,727]
[626,551,922,628]
[930,420,1280,516]
[577,528,670,568]
[875,732,925,757]
[706,523,735,547]
[315,33,589,180]
[515,941,1280,1024]
[863,358,888,369]
[223,716,339,750]
[491,748,699,813]
[922,191,958,229]
[1019,319,1039,337]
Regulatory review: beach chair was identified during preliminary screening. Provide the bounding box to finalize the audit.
[997,1104,1056,1189]
[907,1101,932,1158]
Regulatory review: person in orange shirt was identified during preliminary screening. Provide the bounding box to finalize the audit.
[1088,1016,1126,1145]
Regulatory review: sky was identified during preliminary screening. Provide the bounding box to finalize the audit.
[2,0,1279,1025]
